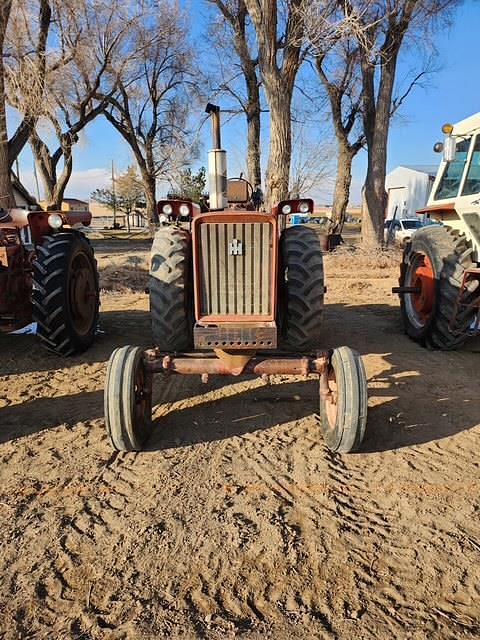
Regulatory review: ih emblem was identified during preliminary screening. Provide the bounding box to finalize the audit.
[229,238,243,256]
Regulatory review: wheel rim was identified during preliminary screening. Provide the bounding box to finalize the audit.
[69,251,97,336]
[324,366,338,431]
[405,253,435,329]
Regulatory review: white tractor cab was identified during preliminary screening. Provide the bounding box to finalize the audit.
[395,112,480,349]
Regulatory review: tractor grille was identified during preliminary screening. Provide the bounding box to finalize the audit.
[197,221,273,317]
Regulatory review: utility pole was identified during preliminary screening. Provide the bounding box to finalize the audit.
[112,160,117,228]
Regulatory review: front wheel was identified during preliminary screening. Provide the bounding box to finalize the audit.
[319,347,368,453]
[104,346,152,451]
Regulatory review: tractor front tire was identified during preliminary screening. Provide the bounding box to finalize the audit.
[32,231,99,355]
[399,226,476,349]
[105,346,152,451]
[319,346,368,453]
[149,226,193,351]
[279,225,325,350]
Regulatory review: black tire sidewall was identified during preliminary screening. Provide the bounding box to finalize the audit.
[319,347,367,453]
[105,345,152,451]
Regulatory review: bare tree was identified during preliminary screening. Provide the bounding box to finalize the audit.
[304,0,458,245]
[342,0,458,246]
[244,0,308,209]
[0,1,14,208]
[92,165,145,232]
[0,0,52,208]
[207,0,262,187]
[289,123,334,197]
[26,1,137,209]
[313,41,364,233]
[98,2,195,222]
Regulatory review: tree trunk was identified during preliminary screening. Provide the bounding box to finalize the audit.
[331,142,355,233]
[50,150,73,210]
[142,173,157,223]
[246,104,261,188]
[244,63,261,187]
[0,0,14,210]
[360,47,400,248]
[265,88,293,210]
[361,134,390,246]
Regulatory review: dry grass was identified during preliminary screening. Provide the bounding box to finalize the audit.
[324,244,402,278]
[94,240,403,294]
[97,252,150,293]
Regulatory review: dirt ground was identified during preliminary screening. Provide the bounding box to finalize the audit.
[0,241,479,639]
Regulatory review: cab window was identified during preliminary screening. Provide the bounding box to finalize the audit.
[434,138,470,200]
[462,135,480,196]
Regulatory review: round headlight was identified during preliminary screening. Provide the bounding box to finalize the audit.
[159,214,168,224]
[48,213,63,229]
[299,201,309,213]
[162,203,173,215]
[282,204,292,214]
[179,204,190,217]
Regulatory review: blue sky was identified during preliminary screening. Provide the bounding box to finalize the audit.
[17,0,480,205]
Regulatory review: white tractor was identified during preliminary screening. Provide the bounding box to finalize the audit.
[395,112,480,349]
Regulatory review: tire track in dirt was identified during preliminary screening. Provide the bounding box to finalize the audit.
[1,262,479,639]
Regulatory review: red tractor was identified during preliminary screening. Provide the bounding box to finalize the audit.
[104,105,368,453]
[0,206,99,355]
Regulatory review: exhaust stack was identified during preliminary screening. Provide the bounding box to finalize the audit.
[206,103,227,211]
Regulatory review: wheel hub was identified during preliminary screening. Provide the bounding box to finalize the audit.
[405,253,435,328]
[323,367,338,430]
[69,253,97,336]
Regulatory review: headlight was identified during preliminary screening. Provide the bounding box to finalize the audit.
[179,204,190,217]
[299,201,309,213]
[162,203,173,214]
[159,214,168,224]
[48,213,63,229]
[282,204,292,214]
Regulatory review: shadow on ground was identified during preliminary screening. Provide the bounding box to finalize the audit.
[1,303,478,450]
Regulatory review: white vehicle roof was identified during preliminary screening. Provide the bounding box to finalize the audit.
[451,112,480,137]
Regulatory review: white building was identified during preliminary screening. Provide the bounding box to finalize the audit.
[385,165,438,220]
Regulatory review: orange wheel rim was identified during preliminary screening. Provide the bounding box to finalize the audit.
[405,253,436,328]
[411,255,435,320]
[325,367,338,430]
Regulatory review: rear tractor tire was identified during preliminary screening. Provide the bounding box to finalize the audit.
[280,225,325,350]
[399,225,477,349]
[319,346,368,453]
[149,226,194,351]
[105,346,152,451]
[32,231,99,355]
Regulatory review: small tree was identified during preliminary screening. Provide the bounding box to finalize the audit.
[91,166,145,231]
[289,124,334,198]
[173,167,207,202]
